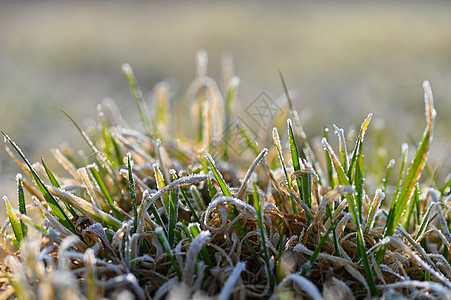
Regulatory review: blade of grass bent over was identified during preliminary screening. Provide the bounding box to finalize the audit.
[205,153,256,253]
[2,132,76,234]
[377,81,436,263]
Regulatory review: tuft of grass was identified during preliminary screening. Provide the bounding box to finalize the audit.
[0,54,449,300]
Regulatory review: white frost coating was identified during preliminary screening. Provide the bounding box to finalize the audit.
[126,152,134,169]
[217,262,246,300]
[401,143,409,155]
[229,76,240,88]
[378,280,450,297]
[236,148,268,199]
[183,231,211,285]
[196,49,208,78]
[121,63,133,75]
[58,235,81,271]
[278,274,323,300]
[423,80,437,124]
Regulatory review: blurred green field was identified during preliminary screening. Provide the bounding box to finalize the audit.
[1,0,450,196]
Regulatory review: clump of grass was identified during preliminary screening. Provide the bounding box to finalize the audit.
[0,52,450,300]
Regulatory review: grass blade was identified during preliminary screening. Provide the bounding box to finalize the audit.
[377,81,436,263]
[382,159,395,196]
[287,119,302,213]
[16,174,27,238]
[2,132,76,234]
[189,224,213,268]
[127,153,138,233]
[122,63,154,136]
[156,226,182,279]
[323,128,335,188]
[322,138,377,296]
[347,114,372,183]
[253,182,274,289]
[223,77,240,159]
[235,120,259,156]
[168,185,178,247]
[273,127,296,212]
[205,153,256,253]
[41,158,78,218]
[4,197,23,244]
[205,153,231,197]
[300,223,334,276]
[88,164,123,221]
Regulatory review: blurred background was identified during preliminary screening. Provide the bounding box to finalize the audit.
[1,1,450,197]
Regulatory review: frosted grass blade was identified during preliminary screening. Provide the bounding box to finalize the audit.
[322,138,377,296]
[127,153,138,233]
[4,197,23,244]
[2,132,76,234]
[122,63,154,136]
[206,153,256,253]
[41,158,78,218]
[287,119,301,213]
[253,182,274,289]
[16,174,27,237]
[378,81,436,263]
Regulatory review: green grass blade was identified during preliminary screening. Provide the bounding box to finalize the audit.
[2,132,76,234]
[122,63,154,136]
[394,143,409,204]
[205,153,231,197]
[347,114,372,183]
[403,184,420,231]
[273,127,296,212]
[377,81,436,263]
[300,223,334,276]
[154,82,170,132]
[168,186,178,247]
[16,174,27,237]
[156,226,182,279]
[41,158,78,218]
[287,119,302,213]
[236,120,259,156]
[276,223,285,283]
[440,175,451,196]
[173,173,201,224]
[322,137,377,296]
[98,106,122,168]
[253,182,274,289]
[190,186,206,211]
[189,224,214,268]
[223,77,240,159]
[181,186,201,224]
[206,153,256,253]
[4,197,24,244]
[382,159,395,196]
[273,127,292,191]
[200,153,217,199]
[326,205,340,257]
[323,128,335,188]
[354,148,364,223]
[334,125,349,173]
[88,164,123,221]
[127,153,138,233]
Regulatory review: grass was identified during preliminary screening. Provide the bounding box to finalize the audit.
[0,52,450,299]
